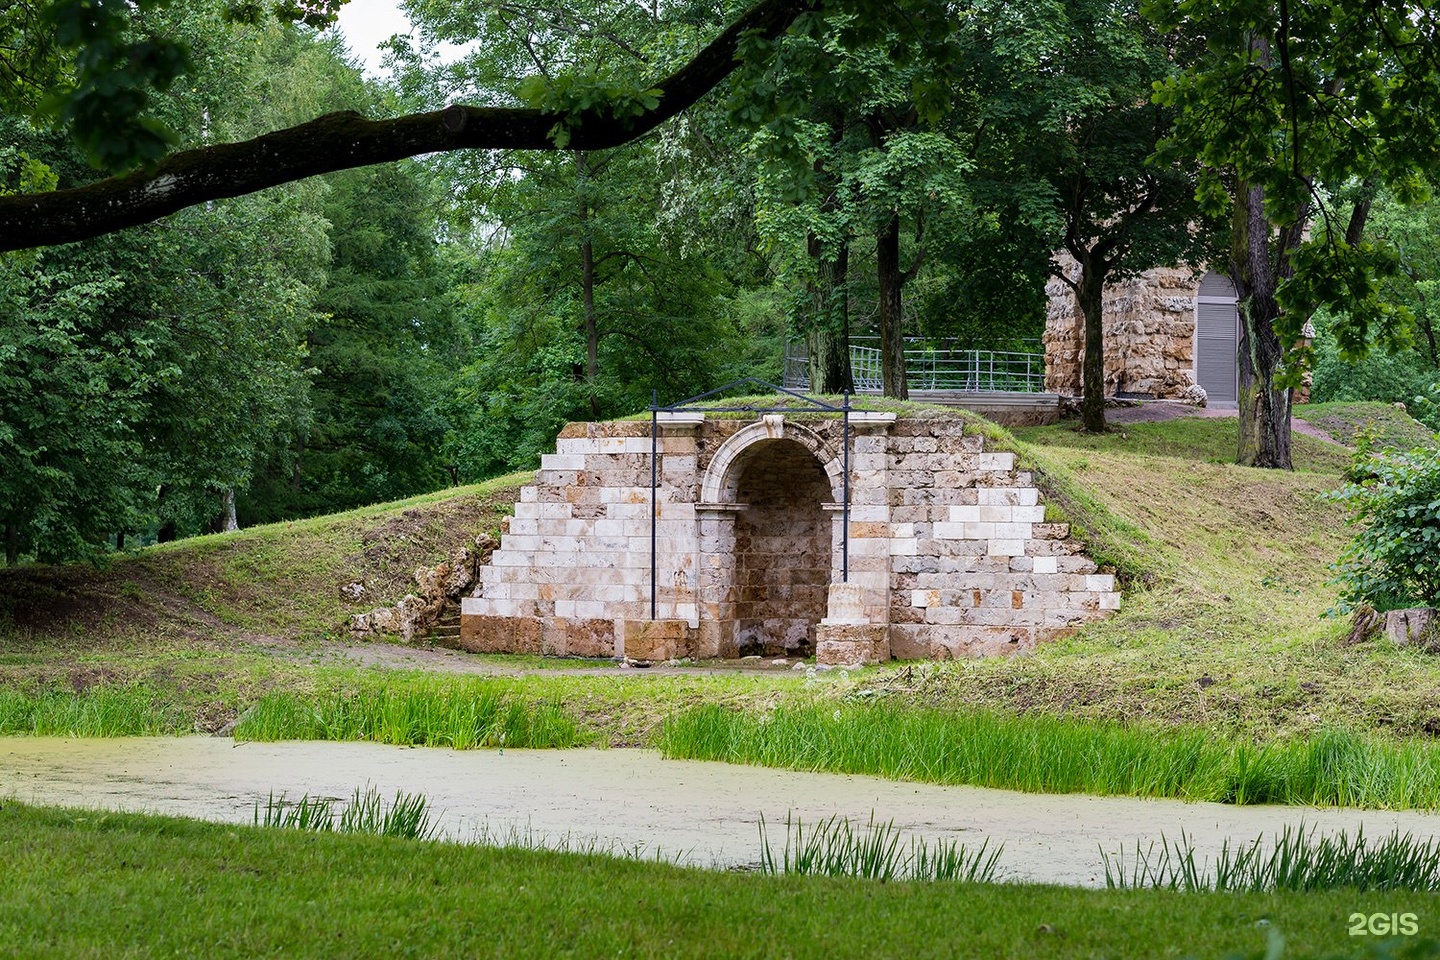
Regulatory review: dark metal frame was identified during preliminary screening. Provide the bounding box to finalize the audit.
[648,378,851,621]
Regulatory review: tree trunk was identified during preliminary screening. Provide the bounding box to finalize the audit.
[5,522,17,566]
[1076,258,1108,433]
[1232,184,1293,469]
[221,489,240,533]
[876,212,908,399]
[292,436,304,494]
[806,233,852,394]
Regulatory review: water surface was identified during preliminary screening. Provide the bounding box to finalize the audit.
[4,736,1438,886]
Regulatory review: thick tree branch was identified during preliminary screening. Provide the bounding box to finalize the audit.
[0,0,815,252]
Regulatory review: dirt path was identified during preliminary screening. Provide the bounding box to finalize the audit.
[317,639,810,678]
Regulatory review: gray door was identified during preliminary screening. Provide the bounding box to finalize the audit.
[1195,272,1239,403]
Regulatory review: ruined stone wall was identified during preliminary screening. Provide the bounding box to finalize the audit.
[460,412,1122,663]
[1044,257,1200,399]
[881,418,1117,658]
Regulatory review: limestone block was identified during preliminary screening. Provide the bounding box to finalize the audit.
[541,453,587,472]
[1012,506,1047,524]
[618,618,691,661]
[977,452,1015,472]
[988,539,1025,557]
[978,487,1038,506]
[540,617,615,658]
[888,538,919,556]
[459,615,542,654]
[1033,557,1059,575]
[816,623,890,665]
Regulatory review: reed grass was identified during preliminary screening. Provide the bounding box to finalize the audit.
[233,677,583,749]
[0,685,181,736]
[757,811,1003,882]
[659,704,1440,809]
[1103,824,1440,892]
[255,785,440,841]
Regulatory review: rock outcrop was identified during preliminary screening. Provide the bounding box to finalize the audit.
[349,534,497,642]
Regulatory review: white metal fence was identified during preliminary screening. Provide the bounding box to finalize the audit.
[784,339,1045,394]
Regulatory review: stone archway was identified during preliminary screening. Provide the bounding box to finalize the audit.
[694,416,844,658]
[729,438,834,655]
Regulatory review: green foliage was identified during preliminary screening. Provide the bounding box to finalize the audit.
[233,679,585,749]
[41,0,191,169]
[757,811,1004,882]
[1330,441,1440,610]
[1103,823,1440,893]
[517,68,661,148]
[662,703,1440,809]
[256,785,441,841]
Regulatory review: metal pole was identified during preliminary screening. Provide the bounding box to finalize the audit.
[842,389,850,583]
[650,391,658,621]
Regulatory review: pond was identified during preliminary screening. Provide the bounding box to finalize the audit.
[4,736,1439,887]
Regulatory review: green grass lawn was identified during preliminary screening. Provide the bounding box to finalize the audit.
[1,801,1436,960]
[1294,402,1438,450]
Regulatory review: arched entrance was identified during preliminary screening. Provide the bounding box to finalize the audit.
[729,439,833,656]
[694,416,844,658]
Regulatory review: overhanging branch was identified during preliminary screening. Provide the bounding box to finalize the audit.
[0,0,816,252]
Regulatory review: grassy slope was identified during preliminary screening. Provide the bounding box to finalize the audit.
[1295,401,1438,450]
[2,402,1438,746]
[965,410,1440,738]
[1,801,1431,960]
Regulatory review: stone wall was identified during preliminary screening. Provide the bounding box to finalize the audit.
[1044,257,1200,399]
[459,410,1122,664]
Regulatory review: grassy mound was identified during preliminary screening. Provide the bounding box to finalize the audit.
[0,474,528,653]
[1296,400,1437,449]
[4,399,1440,772]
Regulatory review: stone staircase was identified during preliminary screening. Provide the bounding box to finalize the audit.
[428,602,462,647]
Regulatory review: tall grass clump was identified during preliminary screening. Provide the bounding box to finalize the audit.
[659,704,1440,809]
[233,677,582,749]
[255,785,440,841]
[757,812,1003,883]
[0,686,181,737]
[1103,825,1440,892]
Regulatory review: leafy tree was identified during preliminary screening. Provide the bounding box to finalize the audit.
[746,4,973,398]
[1147,0,1440,468]
[959,0,1211,432]
[391,0,782,476]
[0,0,820,251]
[233,27,468,522]
[0,5,325,559]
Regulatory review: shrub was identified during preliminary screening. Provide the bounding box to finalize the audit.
[1330,439,1440,610]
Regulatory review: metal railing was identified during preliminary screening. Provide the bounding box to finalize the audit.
[784,339,1046,394]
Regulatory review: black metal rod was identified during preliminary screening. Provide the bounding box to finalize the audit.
[842,390,850,583]
[650,392,658,621]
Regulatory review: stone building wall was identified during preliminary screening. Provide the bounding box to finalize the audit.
[1044,257,1200,399]
[460,411,1121,665]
